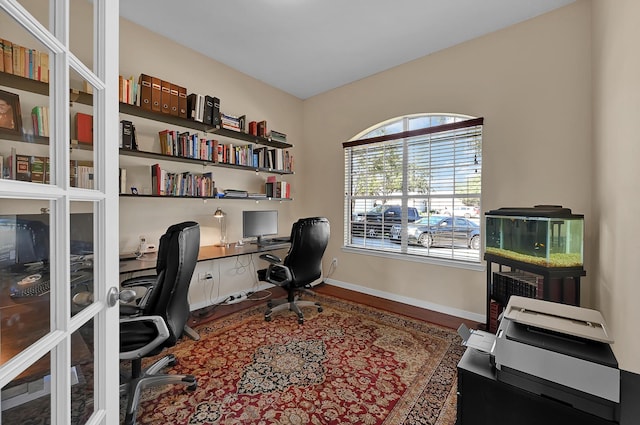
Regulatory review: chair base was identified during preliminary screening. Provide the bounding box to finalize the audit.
[120,353,196,425]
[265,297,323,324]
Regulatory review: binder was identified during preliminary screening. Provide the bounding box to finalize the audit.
[203,95,214,125]
[75,112,93,144]
[161,80,171,114]
[169,84,179,116]
[177,85,187,118]
[211,97,220,127]
[151,76,161,112]
[138,74,152,110]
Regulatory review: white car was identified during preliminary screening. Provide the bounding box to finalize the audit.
[441,206,479,218]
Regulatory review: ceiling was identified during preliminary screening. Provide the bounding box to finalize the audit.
[119,0,575,100]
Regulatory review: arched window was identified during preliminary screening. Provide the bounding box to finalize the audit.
[343,113,483,266]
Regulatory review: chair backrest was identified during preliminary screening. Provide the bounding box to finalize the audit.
[143,221,200,345]
[283,217,330,287]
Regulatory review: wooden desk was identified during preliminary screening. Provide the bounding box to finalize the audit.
[119,242,290,274]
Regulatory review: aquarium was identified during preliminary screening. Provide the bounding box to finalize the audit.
[485,205,583,268]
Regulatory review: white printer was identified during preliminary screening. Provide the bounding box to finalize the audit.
[459,296,620,421]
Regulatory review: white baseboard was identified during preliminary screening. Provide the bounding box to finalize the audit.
[323,278,485,323]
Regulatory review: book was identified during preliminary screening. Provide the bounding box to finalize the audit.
[0,39,4,73]
[119,168,127,194]
[2,39,12,74]
[16,154,31,181]
[75,112,93,144]
[138,74,152,110]
[30,156,45,183]
[211,97,220,126]
[39,51,48,83]
[151,76,161,112]
[257,120,267,137]
[121,120,134,149]
[161,80,171,114]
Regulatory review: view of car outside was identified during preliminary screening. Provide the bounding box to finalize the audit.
[348,198,481,261]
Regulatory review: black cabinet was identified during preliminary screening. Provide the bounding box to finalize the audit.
[485,253,585,331]
[457,348,617,425]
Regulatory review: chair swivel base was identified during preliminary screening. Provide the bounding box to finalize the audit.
[265,297,323,324]
[120,353,196,425]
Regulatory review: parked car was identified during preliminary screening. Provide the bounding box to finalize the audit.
[440,206,479,218]
[351,205,421,238]
[389,215,481,249]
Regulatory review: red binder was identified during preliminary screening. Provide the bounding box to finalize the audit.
[75,112,93,144]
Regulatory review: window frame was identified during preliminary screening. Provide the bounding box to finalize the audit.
[343,114,484,270]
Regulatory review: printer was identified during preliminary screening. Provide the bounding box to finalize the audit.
[459,296,620,421]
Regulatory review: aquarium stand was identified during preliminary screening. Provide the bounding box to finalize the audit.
[484,253,586,332]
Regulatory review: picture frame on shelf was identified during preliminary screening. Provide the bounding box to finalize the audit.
[0,89,22,135]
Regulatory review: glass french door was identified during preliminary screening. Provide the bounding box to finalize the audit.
[0,0,119,424]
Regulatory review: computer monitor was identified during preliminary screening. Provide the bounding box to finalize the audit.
[242,210,278,246]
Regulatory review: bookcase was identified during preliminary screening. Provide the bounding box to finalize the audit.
[0,71,294,200]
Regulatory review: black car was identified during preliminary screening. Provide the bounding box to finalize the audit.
[351,205,421,238]
[389,215,481,249]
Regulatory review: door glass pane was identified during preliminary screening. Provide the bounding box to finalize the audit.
[69,0,94,73]
[1,10,54,185]
[69,67,96,189]
[16,0,51,34]
[70,320,95,423]
[70,201,94,315]
[0,198,52,366]
[1,354,51,423]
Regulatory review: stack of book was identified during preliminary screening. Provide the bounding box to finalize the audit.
[265,176,291,199]
[119,75,139,105]
[158,129,215,161]
[223,189,248,198]
[221,113,241,131]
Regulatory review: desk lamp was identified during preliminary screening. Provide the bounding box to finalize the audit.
[214,207,227,246]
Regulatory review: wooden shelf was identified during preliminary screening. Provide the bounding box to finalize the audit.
[120,193,292,201]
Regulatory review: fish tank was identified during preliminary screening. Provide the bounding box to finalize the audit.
[485,205,584,268]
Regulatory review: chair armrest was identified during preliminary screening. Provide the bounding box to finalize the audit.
[121,275,156,288]
[119,315,170,360]
[259,253,282,264]
[266,264,292,285]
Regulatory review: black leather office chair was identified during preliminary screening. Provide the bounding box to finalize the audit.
[119,221,200,425]
[258,217,330,324]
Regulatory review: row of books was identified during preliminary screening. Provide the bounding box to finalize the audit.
[31,106,50,137]
[158,129,216,161]
[265,178,291,199]
[157,128,293,171]
[150,163,215,197]
[119,75,139,106]
[0,38,49,83]
[1,148,93,188]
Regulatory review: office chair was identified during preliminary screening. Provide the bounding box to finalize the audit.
[119,221,200,425]
[258,217,330,324]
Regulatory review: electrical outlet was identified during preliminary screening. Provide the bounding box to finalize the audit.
[331,257,338,268]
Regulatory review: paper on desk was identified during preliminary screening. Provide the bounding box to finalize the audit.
[457,323,496,354]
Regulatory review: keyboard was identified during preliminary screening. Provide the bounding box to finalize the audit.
[10,273,51,297]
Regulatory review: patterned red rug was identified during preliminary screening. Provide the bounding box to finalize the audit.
[129,294,464,424]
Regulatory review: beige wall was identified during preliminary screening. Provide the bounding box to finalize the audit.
[592,0,640,373]
[302,2,592,321]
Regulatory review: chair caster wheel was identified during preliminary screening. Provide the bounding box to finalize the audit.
[317,307,323,312]
[265,316,272,322]
[167,354,177,367]
[187,383,197,391]
[124,413,136,425]
[298,318,304,324]
[267,301,274,308]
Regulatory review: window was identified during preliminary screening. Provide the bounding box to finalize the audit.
[343,114,483,266]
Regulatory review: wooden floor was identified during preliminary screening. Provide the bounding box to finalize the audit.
[189,282,481,331]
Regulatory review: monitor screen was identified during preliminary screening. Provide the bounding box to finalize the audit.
[243,210,278,245]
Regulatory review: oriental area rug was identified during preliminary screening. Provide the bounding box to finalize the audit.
[127,294,465,424]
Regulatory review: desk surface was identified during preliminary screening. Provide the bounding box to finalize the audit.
[119,241,290,274]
